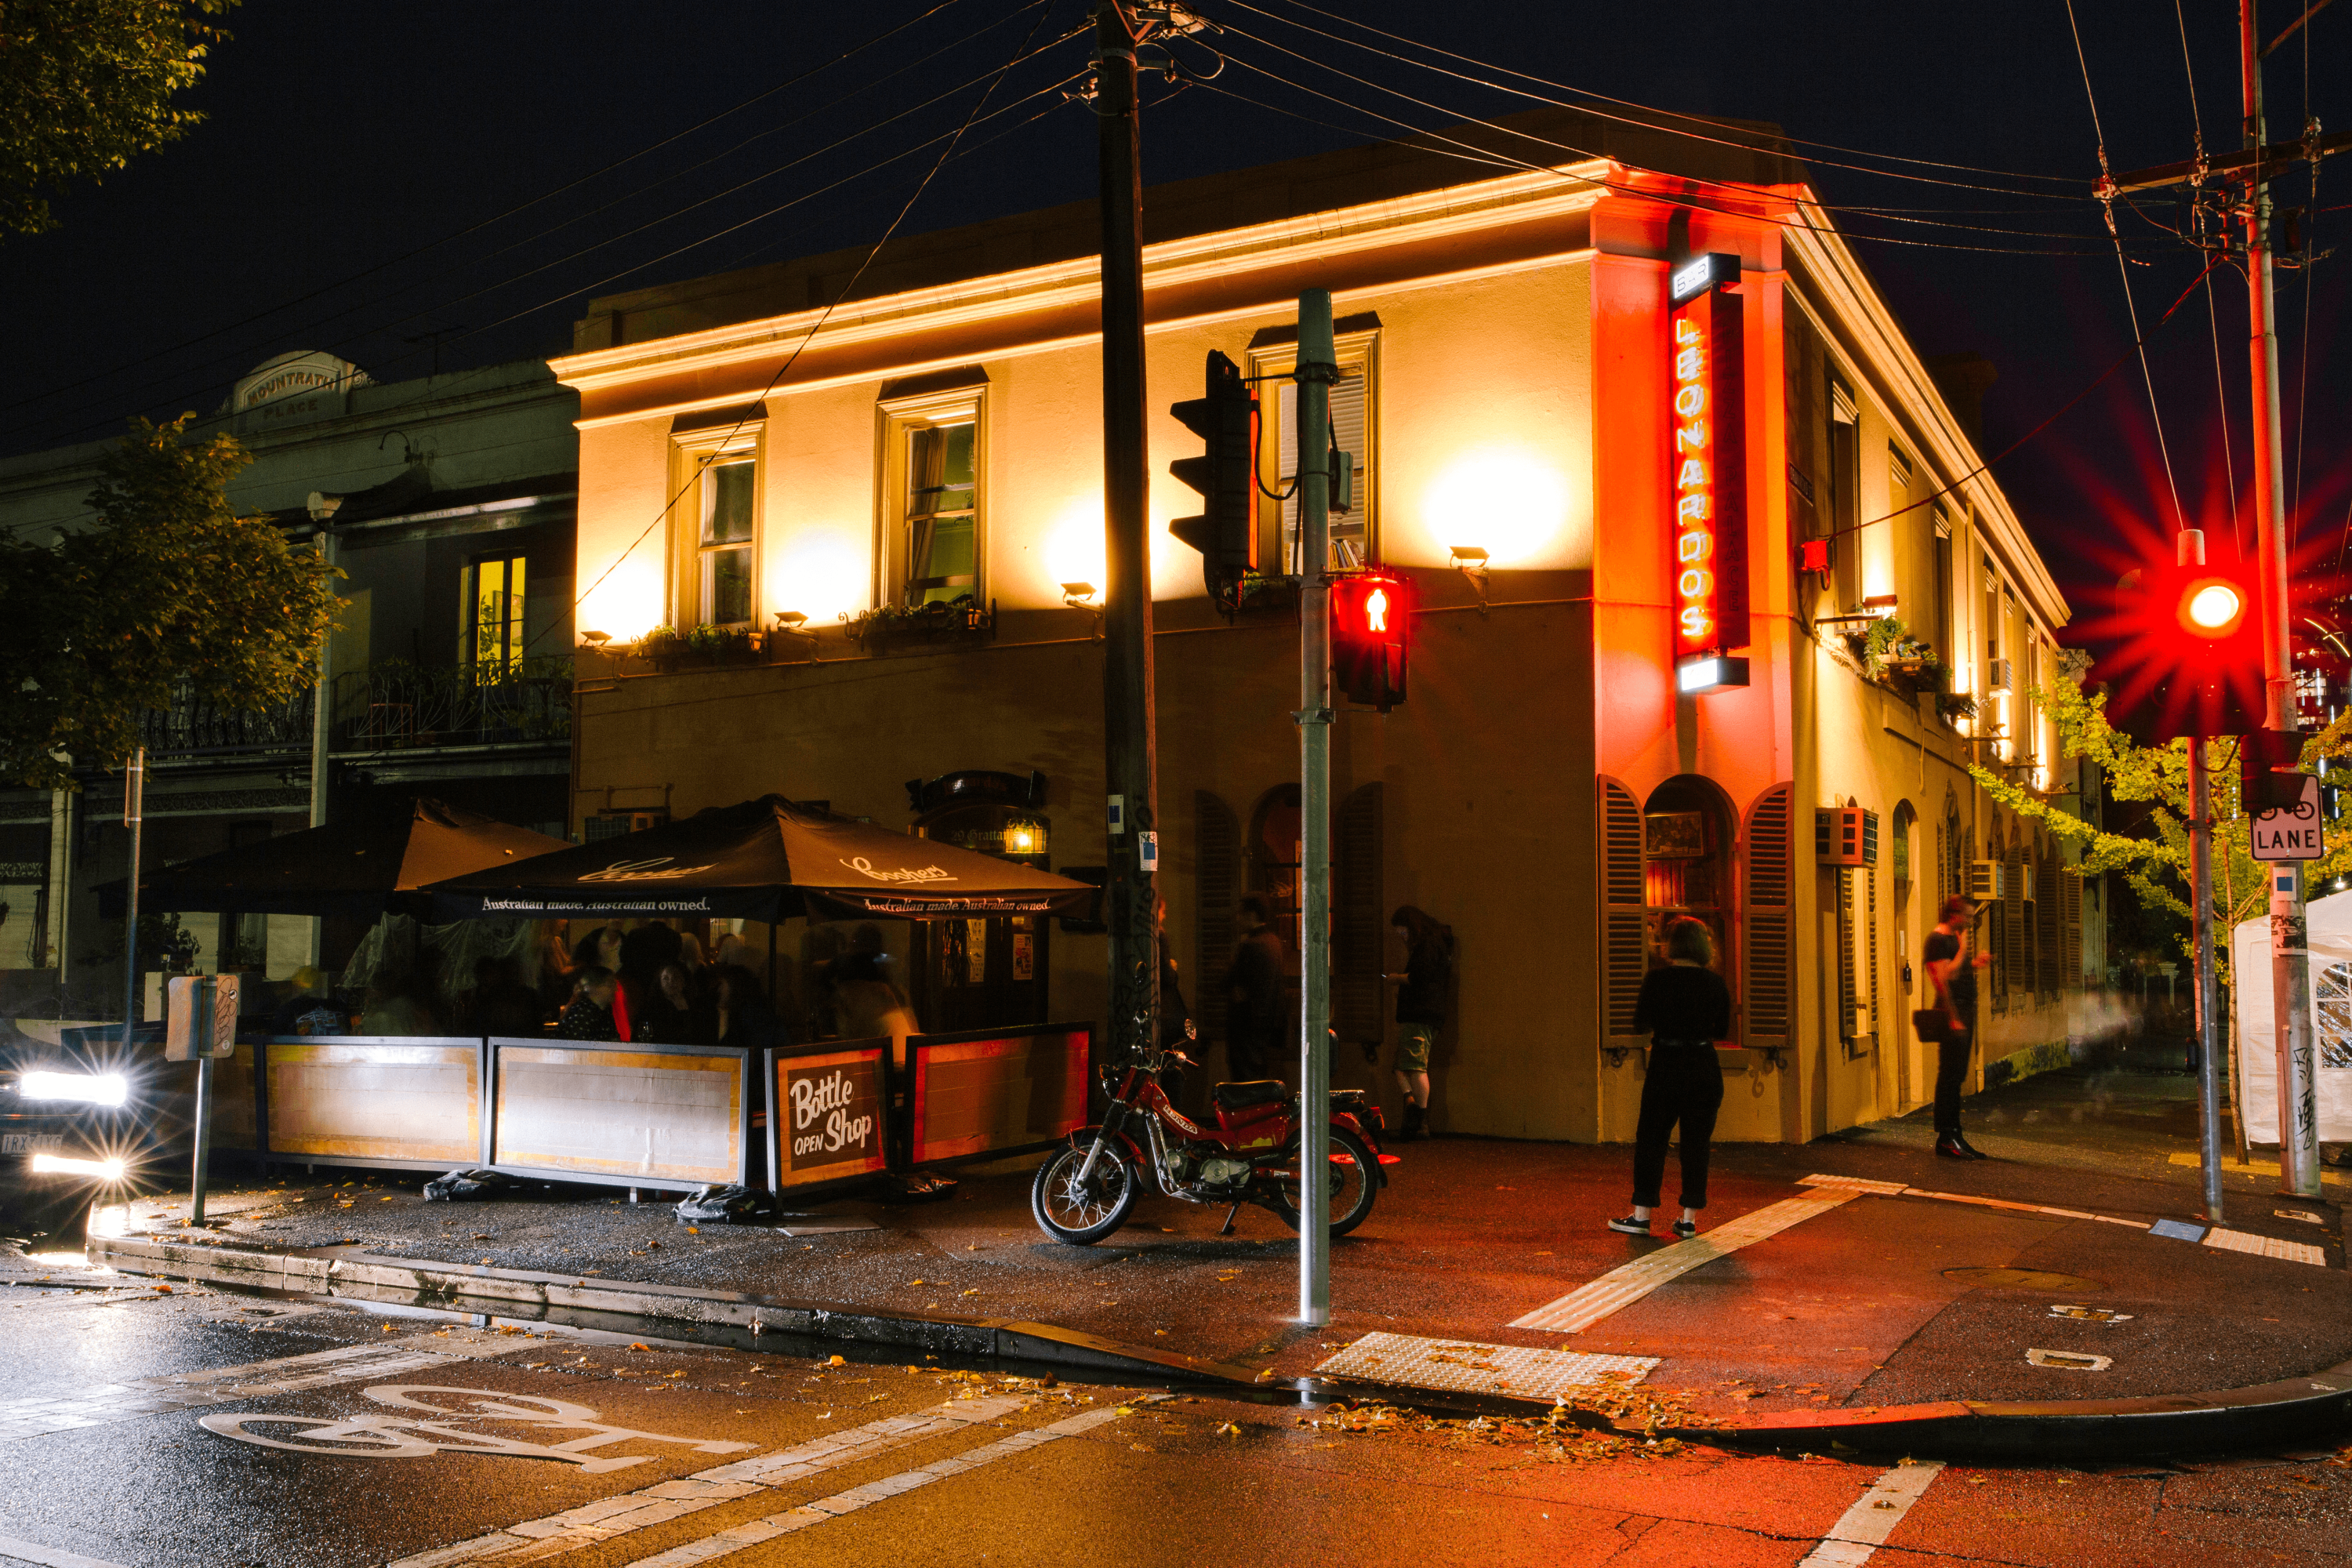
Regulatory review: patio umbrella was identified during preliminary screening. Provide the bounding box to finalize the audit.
[419,793,1095,922]
[96,797,572,921]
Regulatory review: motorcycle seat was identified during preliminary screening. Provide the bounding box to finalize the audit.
[1211,1079,1290,1112]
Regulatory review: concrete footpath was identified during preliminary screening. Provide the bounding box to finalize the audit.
[42,1054,2352,1460]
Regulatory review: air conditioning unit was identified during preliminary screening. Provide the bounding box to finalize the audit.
[1816,807,1878,866]
[1969,859,2013,900]
[1986,658,2013,692]
[586,811,667,843]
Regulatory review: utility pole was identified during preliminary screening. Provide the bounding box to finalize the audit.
[2241,0,2321,1199]
[1094,0,1160,1073]
[2190,730,2225,1221]
[1295,289,1335,1326]
[122,747,144,1048]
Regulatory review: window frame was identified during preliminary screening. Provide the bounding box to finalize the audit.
[670,416,766,630]
[877,381,988,611]
[1248,324,1381,575]
[459,550,528,678]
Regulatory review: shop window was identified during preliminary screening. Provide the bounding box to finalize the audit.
[1250,316,1380,574]
[461,552,526,678]
[879,373,986,610]
[670,406,765,630]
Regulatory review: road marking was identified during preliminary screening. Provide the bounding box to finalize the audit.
[202,1385,754,1472]
[1509,1192,1863,1333]
[1794,1460,1944,1567]
[1804,1175,2326,1266]
[0,1334,514,1445]
[2166,1149,2347,1186]
[387,1396,1028,1568]
[1315,1332,1656,1399]
[616,1400,1150,1568]
[0,1535,135,1568]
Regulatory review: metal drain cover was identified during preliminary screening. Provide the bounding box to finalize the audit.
[1941,1266,2104,1290]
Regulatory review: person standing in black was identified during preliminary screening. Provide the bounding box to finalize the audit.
[1225,895,1287,1081]
[1923,895,1994,1159]
[1383,905,1454,1140]
[1610,917,1731,1240]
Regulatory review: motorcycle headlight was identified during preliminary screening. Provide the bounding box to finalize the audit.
[19,1071,129,1108]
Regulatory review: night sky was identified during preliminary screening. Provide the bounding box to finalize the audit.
[2,0,2343,601]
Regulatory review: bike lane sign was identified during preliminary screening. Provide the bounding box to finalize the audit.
[2252,775,2326,862]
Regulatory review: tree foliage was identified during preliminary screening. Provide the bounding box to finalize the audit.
[0,417,342,791]
[0,0,233,238]
[1970,677,2352,974]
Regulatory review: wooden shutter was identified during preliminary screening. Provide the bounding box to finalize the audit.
[2005,840,2025,997]
[1193,791,1239,1044]
[1742,782,1797,1050]
[2061,868,2083,985]
[1865,866,1880,1051]
[1334,782,1385,1045]
[1835,868,1859,1041]
[2037,851,2060,997]
[1599,776,1649,1049]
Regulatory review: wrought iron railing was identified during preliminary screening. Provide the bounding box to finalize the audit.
[331,660,573,751]
[137,685,314,756]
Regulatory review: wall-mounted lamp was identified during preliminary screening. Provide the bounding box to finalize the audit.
[580,630,612,647]
[1448,546,1490,615]
[1060,582,1097,608]
[771,609,820,662]
[1860,593,1899,615]
[775,610,808,628]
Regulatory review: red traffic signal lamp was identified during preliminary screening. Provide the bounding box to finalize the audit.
[1331,570,1414,710]
[2082,528,2265,742]
[1167,350,1256,597]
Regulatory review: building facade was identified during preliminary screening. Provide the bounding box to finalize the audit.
[551,110,2105,1143]
[0,355,578,1019]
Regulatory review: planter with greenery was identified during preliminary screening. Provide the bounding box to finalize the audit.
[841,597,996,650]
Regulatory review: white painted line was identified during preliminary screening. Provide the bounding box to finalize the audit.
[615,1400,1152,1568]
[1509,1192,1861,1333]
[1798,1174,1909,1196]
[385,1396,1029,1568]
[0,1535,135,1568]
[2205,1228,2328,1267]
[1794,1460,1944,1567]
[1315,1332,1656,1399]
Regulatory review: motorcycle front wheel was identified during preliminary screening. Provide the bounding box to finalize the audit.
[1029,1139,1139,1245]
[1270,1125,1378,1237]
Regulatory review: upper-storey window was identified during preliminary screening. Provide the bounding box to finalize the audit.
[670,406,765,629]
[1250,315,1380,574]
[878,371,987,610]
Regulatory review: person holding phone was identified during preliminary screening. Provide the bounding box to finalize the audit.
[1922,895,1994,1159]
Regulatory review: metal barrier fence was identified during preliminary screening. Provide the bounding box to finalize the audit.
[192,1022,1094,1195]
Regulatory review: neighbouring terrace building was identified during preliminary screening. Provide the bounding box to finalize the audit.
[0,354,578,1021]
[542,107,2103,1143]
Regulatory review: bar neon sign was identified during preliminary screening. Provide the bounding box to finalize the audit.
[1667,251,1748,673]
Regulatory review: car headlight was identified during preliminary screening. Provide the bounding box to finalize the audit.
[19,1071,129,1108]
[31,1153,126,1181]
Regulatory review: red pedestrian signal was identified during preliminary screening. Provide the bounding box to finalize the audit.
[2080,528,2264,742]
[1331,571,1413,710]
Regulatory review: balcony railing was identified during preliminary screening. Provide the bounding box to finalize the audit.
[331,660,573,752]
[137,685,314,757]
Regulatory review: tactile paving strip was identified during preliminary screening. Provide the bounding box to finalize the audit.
[1509,1191,1863,1332]
[2204,1227,2328,1266]
[1315,1331,1657,1400]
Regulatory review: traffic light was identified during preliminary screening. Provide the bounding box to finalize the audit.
[1168,350,1255,597]
[2081,528,2265,742]
[2243,724,2307,811]
[1331,571,1414,710]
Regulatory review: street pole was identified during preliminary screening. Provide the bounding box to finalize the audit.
[2190,734,2224,1221]
[1295,289,1335,1327]
[122,746,144,1050]
[1094,1,1160,1073]
[2241,0,2321,1199]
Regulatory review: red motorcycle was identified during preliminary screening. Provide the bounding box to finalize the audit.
[1029,1049,1392,1245]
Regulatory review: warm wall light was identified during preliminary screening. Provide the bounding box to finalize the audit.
[1061,582,1098,608]
[1860,594,1898,612]
[1447,546,1490,615]
[1421,451,1569,568]
[580,630,611,647]
[774,611,808,628]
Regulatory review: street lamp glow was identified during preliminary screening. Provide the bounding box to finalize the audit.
[20,1070,127,1107]
[2186,582,2243,631]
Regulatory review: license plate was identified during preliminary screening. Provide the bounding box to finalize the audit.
[2,1132,65,1156]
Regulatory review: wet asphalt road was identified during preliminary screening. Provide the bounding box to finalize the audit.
[3,1275,2351,1568]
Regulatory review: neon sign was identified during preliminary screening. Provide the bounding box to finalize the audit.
[1667,252,1748,666]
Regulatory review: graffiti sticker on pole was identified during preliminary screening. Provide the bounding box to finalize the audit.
[2251,775,2325,862]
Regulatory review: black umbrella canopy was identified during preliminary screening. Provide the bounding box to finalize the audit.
[422,794,1094,923]
[96,797,572,921]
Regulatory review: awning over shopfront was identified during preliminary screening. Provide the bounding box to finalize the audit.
[96,796,571,921]
[419,793,1096,923]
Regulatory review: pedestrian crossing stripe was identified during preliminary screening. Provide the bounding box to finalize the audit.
[1508,1191,1864,1334]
